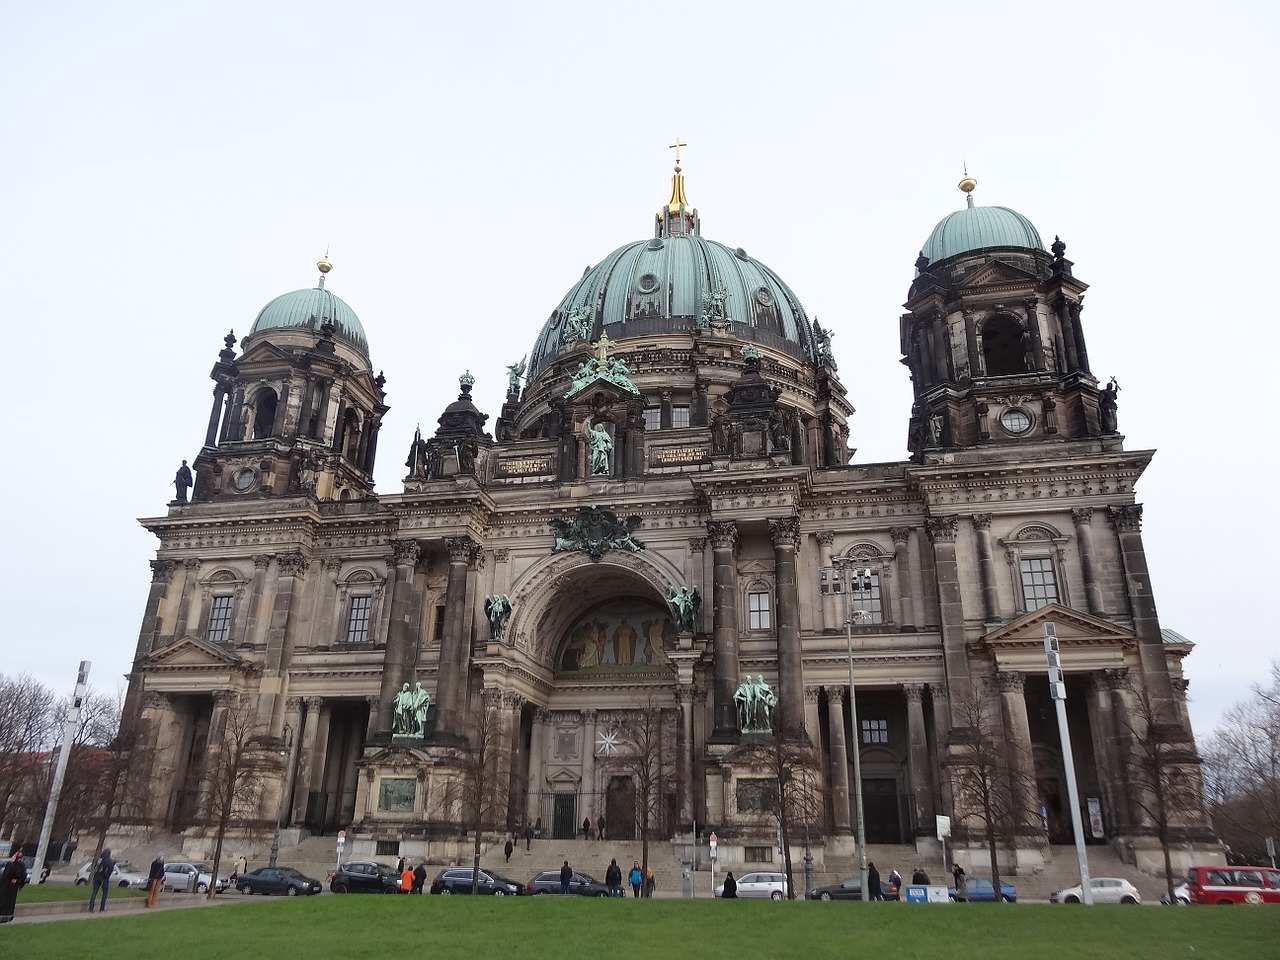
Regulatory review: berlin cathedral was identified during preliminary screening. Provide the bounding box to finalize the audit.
[123,157,1214,874]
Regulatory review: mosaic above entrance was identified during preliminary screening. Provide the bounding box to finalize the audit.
[557,599,676,675]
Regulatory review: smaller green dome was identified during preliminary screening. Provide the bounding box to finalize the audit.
[920,204,1044,264]
[248,284,368,356]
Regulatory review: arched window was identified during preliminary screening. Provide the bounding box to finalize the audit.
[251,388,278,439]
[981,315,1026,376]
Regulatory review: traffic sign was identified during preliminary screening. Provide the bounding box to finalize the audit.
[336,829,346,851]
[709,831,718,859]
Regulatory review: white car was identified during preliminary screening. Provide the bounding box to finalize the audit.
[1161,882,1191,905]
[714,871,790,900]
[74,860,149,888]
[1050,877,1141,904]
[162,861,230,893]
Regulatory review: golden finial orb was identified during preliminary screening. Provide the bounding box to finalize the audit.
[958,172,977,195]
[317,257,333,274]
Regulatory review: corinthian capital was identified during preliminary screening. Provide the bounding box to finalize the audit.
[768,516,801,549]
[393,539,422,566]
[150,559,176,583]
[1108,504,1143,532]
[446,536,476,564]
[707,520,738,549]
[925,515,958,543]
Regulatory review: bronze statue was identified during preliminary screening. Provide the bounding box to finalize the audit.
[173,460,193,503]
[1100,377,1120,433]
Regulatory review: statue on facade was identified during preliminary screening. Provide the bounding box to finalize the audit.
[550,506,645,562]
[173,460,193,503]
[506,355,527,396]
[484,594,513,641]
[733,674,776,733]
[733,675,756,732]
[411,682,431,736]
[666,585,701,634]
[699,285,729,329]
[753,675,777,731]
[711,413,731,454]
[392,682,416,736]
[812,317,836,368]
[561,304,592,344]
[587,421,613,476]
[1099,377,1120,434]
[769,408,792,451]
[405,426,429,480]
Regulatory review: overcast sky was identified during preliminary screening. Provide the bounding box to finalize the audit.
[2,1,1274,740]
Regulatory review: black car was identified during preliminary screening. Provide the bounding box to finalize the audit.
[329,860,401,894]
[236,866,323,896]
[526,870,610,897]
[430,867,524,895]
[806,876,901,901]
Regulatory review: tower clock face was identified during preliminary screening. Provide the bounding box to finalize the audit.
[232,467,256,491]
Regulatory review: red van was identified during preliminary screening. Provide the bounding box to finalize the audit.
[1186,865,1280,904]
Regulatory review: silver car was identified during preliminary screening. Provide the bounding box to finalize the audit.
[714,871,790,900]
[162,861,230,893]
[74,861,149,888]
[1050,877,1141,904]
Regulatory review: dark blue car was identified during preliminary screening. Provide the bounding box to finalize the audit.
[950,876,1017,902]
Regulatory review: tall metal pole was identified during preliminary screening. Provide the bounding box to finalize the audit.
[833,559,869,902]
[32,661,91,881]
[1044,623,1092,904]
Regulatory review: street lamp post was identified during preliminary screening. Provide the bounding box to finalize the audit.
[827,560,873,902]
[268,725,294,868]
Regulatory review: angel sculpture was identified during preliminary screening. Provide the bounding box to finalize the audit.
[484,594,513,641]
[666,585,702,634]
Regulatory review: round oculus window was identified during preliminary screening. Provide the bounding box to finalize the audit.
[754,287,774,306]
[637,273,659,294]
[232,467,257,491]
[1000,409,1031,435]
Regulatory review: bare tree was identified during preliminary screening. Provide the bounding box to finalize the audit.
[1117,678,1208,901]
[445,696,510,894]
[733,732,823,899]
[197,693,279,899]
[945,684,1038,902]
[1201,663,1280,867]
[610,698,680,879]
[0,674,58,840]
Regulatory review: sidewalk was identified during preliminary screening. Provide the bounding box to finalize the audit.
[10,890,260,925]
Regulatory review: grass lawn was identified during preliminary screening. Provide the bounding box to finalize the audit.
[5,896,1279,959]
[15,884,146,903]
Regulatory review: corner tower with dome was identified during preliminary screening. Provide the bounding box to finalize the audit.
[121,160,1216,883]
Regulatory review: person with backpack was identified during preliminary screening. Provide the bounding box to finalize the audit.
[89,849,115,913]
[605,858,622,898]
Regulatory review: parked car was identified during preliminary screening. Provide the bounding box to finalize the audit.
[949,877,1017,902]
[1050,877,1141,904]
[162,861,230,893]
[526,869,610,896]
[1185,865,1280,904]
[74,861,149,888]
[714,872,790,900]
[329,860,401,894]
[430,867,524,895]
[1161,882,1191,905]
[236,866,323,896]
[806,875,900,901]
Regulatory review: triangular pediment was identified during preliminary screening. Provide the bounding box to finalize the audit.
[957,258,1040,290]
[143,635,253,671]
[981,603,1134,649]
[358,744,433,767]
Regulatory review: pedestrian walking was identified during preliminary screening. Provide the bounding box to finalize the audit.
[629,860,643,898]
[146,853,165,908]
[867,861,882,901]
[396,856,406,874]
[952,863,967,902]
[605,858,622,898]
[721,871,738,899]
[582,816,592,840]
[889,868,902,891]
[504,837,514,862]
[412,863,427,894]
[233,854,248,880]
[524,824,533,851]
[596,815,605,841]
[0,850,28,923]
[89,848,115,913]
[643,865,655,897]
[400,865,413,893]
[559,860,573,895]
[912,867,930,885]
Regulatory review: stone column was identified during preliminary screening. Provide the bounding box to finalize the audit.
[1088,670,1127,835]
[995,671,1037,828]
[376,539,422,732]
[142,692,179,823]
[826,687,851,834]
[803,685,822,745]
[1057,297,1080,372]
[364,695,380,741]
[504,692,525,829]
[527,708,549,825]
[259,553,307,734]
[204,385,227,447]
[817,531,837,632]
[890,527,916,630]
[1024,297,1046,371]
[131,559,174,670]
[972,514,1001,624]
[676,686,696,822]
[770,517,804,737]
[171,558,202,640]
[903,684,933,834]
[291,697,324,824]
[580,709,598,815]
[708,520,741,738]
[1068,300,1090,374]
[1071,508,1106,616]
[926,516,970,725]
[1107,506,1175,703]
[315,558,342,645]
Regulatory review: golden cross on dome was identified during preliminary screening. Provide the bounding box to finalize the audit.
[592,332,614,364]
[669,136,687,165]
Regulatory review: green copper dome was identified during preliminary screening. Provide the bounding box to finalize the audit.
[920,202,1044,264]
[248,283,368,356]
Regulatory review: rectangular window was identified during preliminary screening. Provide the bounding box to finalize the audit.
[377,777,416,812]
[861,718,889,744]
[736,777,778,814]
[432,604,446,642]
[643,407,661,430]
[671,406,690,428]
[1020,558,1059,611]
[744,846,773,863]
[852,571,883,624]
[376,840,400,857]
[207,596,233,644]
[748,591,772,630]
[345,596,373,643]
[556,732,576,756]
